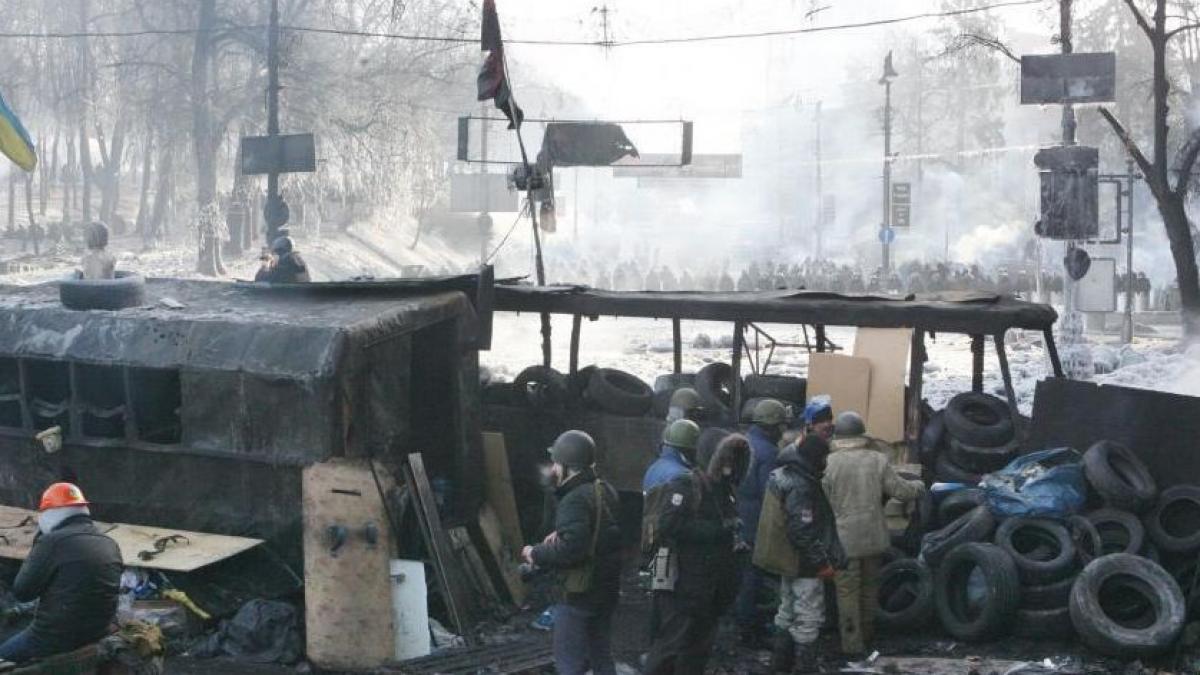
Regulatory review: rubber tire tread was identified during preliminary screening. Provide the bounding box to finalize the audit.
[934,454,982,486]
[1013,606,1075,640]
[946,437,1021,474]
[513,365,569,409]
[1068,553,1186,657]
[876,558,935,632]
[994,517,1076,585]
[1020,575,1076,610]
[59,271,146,311]
[1145,485,1200,554]
[1082,440,1157,513]
[937,488,986,528]
[743,374,806,403]
[1086,507,1145,556]
[943,392,1014,448]
[586,368,653,416]
[920,505,995,569]
[933,542,1020,641]
[695,362,734,417]
[919,411,946,468]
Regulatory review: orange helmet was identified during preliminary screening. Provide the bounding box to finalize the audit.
[39,483,89,511]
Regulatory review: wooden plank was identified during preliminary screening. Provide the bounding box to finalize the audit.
[852,327,912,443]
[405,453,476,640]
[478,502,526,605]
[303,459,396,671]
[448,526,500,608]
[0,505,262,572]
[480,433,525,550]
[905,329,926,451]
[806,353,871,420]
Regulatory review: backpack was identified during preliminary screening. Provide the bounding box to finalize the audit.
[640,473,702,556]
[752,480,799,577]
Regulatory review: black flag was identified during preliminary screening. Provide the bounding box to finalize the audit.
[477,0,524,130]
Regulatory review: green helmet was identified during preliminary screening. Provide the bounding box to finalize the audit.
[662,419,701,450]
[548,430,596,469]
[752,399,790,427]
[834,411,866,437]
[668,388,702,413]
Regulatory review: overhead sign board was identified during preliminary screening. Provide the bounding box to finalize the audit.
[450,173,518,213]
[240,133,317,175]
[1020,53,1116,105]
[614,153,742,179]
[891,182,912,227]
[1078,257,1116,312]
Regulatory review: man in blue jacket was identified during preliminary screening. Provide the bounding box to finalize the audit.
[734,398,790,646]
[643,420,702,493]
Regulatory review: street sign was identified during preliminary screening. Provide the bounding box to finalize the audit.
[1020,53,1116,105]
[879,227,896,245]
[450,173,519,213]
[614,153,742,179]
[240,133,316,175]
[891,182,911,227]
[1034,145,1099,240]
[1078,257,1116,312]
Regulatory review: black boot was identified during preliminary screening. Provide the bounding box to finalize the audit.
[769,633,794,673]
[793,641,819,674]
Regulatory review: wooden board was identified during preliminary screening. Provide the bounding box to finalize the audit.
[0,505,261,572]
[806,353,871,419]
[853,327,912,443]
[480,432,527,604]
[303,459,396,671]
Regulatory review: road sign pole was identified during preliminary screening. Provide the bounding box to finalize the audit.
[263,0,288,244]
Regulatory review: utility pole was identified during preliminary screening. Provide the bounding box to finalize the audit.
[1123,158,1136,344]
[1056,0,1089,378]
[263,0,288,244]
[479,105,489,265]
[879,52,898,273]
[814,100,823,259]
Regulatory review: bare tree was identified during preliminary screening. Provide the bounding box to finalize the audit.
[1098,0,1200,336]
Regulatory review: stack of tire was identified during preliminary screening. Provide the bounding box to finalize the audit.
[739,372,807,422]
[497,364,656,417]
[922,392,1020,485]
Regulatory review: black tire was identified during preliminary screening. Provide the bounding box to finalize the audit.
[994,517,1076,584]
[1068,553,1186,657]
[876,558,935,632]
[937,488,986,528]
[946,437,1020,474]
[59,271,146,310]
[694,363,735,416]
[586,368,653,416]
[920,505,995,569]
[512,365,569,409]
[743,374,806,403]
[1083,440,1157,513]
[943,392,1014,447]
[567,365,598,402]
[1087,508,1146,556]
[653,373,696,393]
[481,382,522,407]
[934,453,982,486]
[1145,485,1200,555]
[1013,606,1074,640]
[1068,514,1103,566]
[919,410,946,468]
[934,542,1020,641]
[1021,575,1076,610]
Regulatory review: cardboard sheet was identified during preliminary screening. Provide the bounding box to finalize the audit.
[853,327,912,443]
[0,505,262,572]
[805,353,871,419]
[481,432,527,604]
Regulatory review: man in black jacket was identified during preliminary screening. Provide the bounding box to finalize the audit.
[522,431,622,675]
[0,483,121,664]
[643,433,750,674]
[767,435,846,674]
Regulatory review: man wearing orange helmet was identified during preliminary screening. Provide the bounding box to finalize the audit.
[0,483,121,664]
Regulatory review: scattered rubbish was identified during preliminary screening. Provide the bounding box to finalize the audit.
[981,447,1086,518]
[191,599,302,664]
[429,617,464,651]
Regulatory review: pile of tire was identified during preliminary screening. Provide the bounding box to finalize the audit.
[498,364,655,417]
[921,392,1020,485]
[739,372,806,422]
[994,516,1082,639]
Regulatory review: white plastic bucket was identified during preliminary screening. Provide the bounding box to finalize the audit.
[390,559,431,661]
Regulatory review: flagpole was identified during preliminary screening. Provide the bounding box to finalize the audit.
[502,53,552,368]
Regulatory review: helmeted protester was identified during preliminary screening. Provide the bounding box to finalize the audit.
[823,411,925,658]
[523,431,622,675]
[643,433,750,674]
[0,483,121,665]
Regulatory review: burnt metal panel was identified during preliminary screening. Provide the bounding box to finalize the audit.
[1021,53,1116,104]
[1027,377,1200,489]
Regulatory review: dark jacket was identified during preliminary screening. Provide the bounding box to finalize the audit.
[767,443,846,578]
[657,471,739,613]
[736,425,780,543]
[14,515,122,652]
[256,252,310,283]
[530,468,622,609]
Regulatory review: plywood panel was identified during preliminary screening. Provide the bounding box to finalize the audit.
[0,505,262,572]
[303,459,396,671]
[478,502,526,605]
[480,432,527,604]
[853,327,912,443]
[806,353,871,419]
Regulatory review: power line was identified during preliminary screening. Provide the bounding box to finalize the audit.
[485,201,531,264]
[0,1,1043,47]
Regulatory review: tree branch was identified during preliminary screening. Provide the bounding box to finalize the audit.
[1166,22,1200,39]
[1123,0,1155,37]
[945,33,1021,64]
[1098,106,1162,196]
[1173,124,1200,196]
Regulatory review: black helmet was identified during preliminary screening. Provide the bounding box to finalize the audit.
[271,236,294,255]
[548,430,596,469]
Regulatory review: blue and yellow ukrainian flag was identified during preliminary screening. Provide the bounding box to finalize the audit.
[0,90,35,172]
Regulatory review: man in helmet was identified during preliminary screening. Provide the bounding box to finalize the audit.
[0,483,121,664]
[522,431,622,675]
[643,433,750,674]
[255,235,311,283]
[665,387,703,424]
[734,398,790,646]
[822,411,925,659]
[643,419,701,493]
